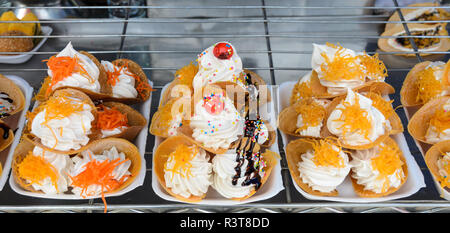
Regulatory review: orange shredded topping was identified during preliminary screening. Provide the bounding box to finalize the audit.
[294,99,326,132]
[39,93,90,149]
[43,55,93,97]
[175,62,199,87]
[17,151,59,192]
[303,138,345,168]
[96,105,128,131]
[365,91,394,119]
[334,94,372,141]
[320,43,364,83]
[290,81,313,105]
[438,153,450,188]
[371,142,404,192]
[357,53,388,81]
[107,61,154,100]
[69,151,131,213]
[416,65,445,104]
[429,105,450,134]
[164,144,198,179]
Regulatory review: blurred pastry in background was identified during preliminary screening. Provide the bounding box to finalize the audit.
[385,2,449,31]
[0,11,41,54]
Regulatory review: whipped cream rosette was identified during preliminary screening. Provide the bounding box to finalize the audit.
[425,140,450,192]
[401,60,450,107]
[325,88,389,149]
[278,97,331,138]
[35,42,109,101]
[212,137,279,200]
[290,43,394,103]
[12,139,72,195]
[385,2,449,31]
[96,102,146,141]
[285,138,351,196]
[154,135,213,202]
[0,74,26,118]
[24,88,99,154]
[378,23,450,57]
[350,137,408,197]
[101,59,152,104]
[408,96,450,145]
[176,85,244,154]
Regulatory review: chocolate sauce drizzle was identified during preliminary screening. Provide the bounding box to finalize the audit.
[0,122,10,139]
[0,92,14,118]
[230,75,265,190]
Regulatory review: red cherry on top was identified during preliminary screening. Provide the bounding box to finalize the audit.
[213,42,234,60]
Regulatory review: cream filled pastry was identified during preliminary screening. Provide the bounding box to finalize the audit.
[45,42,101,94]
[297,139,350,193]
[311,43,387,95]
[436,152,450,188]
[69,146,132,198]
[96,104,128,138]
[16,146,73,195]
[327,88,387,147]
[190,92,243,150]
[212,137,267,199]
[101,60,138,99]
[192,42,245,91]
[415,61,448,104]
[164,144,213,199]
[425,99,450,143]
[0,91,15,118]
[30,94,95,151]
[350,142,405,194]
[295,98,330,138]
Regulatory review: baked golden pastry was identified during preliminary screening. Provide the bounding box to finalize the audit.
[0,11,41,54]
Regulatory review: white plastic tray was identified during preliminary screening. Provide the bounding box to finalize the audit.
[8,80,153,200]
[152,82,284,205]
[279,81,426,202]
[0,26,52,64]
[0,75,33,191]
[404,106,450,200]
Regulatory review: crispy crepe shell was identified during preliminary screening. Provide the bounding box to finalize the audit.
[378,23,450,57]
[12,138,44,193]
[74,137,142,194]
[260,120,276,148]
[153,135,208,203]
[99,102,147,141]
[385,3,449,31]
[35,51,110,102]
[285,138,340,196]
[150,97,192,138]
[0,73,26,118]
[350,137,408,197]
[400,61,433,107]
[424,139,450,190]
[291,71,395,102]
[24,88,101,154]
[278,98,330,138]
[0,119,13,152]
[408,96,450,145]
[323,94,390,150]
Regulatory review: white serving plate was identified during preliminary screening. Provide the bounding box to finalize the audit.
[8,80,153,200]
[0,75,33,191]
[151,82,284,205]
[0,26,52,64]
[279,81,425,202]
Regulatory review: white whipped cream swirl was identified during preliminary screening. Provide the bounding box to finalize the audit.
[101,60,138,98]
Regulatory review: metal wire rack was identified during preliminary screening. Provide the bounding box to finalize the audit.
[0,0,449,213]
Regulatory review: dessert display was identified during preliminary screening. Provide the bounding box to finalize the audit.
[408,96,450,145]
[96,102,146,141]
[290,43,394,103]
[0,11,42,54]
[286,138,351,196]
[401,59,450,107]
[12,137,141,212]
[36,42,153,103]
[24,88,98,154]
[384,2,449,31]
[350,137,408,197]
